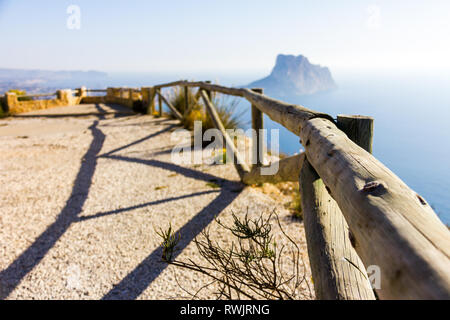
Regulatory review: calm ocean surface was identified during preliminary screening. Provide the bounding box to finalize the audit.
[97,71,450,224]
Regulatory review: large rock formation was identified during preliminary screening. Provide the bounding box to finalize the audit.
[247,54,336,96]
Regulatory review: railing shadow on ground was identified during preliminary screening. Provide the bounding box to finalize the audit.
[99,124,177,157]
[76,190,220,222]
[102,190,242,300]
[102,155,243,190]
[0,114,243,299]
[97,154,244,300]
[0,114,172,298]
[102,189,241,300]
[0,119,105,299]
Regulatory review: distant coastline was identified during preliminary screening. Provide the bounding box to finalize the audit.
[0,68,108,94]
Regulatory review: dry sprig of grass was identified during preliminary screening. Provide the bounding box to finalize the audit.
[156,209,313,300]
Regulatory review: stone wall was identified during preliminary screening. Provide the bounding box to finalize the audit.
[103,88,135,108]
[2,86,151,114]
[80,96,106,104]
[4,90,82,114]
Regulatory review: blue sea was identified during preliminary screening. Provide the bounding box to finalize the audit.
[75,70,450,224]
[260,71,450,224]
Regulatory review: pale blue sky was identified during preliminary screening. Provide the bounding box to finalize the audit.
[0,0,449,73]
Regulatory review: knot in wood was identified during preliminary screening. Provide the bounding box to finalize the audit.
[417,194,427,206]
[348,230,356,248]
[361,181,382,192]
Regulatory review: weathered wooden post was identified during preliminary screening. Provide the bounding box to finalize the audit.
[129,89,134,108]
[56,89,63,100]
[106,88,113,104]
[74,87,86,98]
[151,87,157,114]
[4,92,18,113]
[184,85,189,116]
[142,87,157,115]
[79,86,87,98]
[157,89,162,117]
[204,81,212,121]
[251,88,264,167]
[204,81,212,99]
[337,115,374,153]
[299,115,376,300]
[141,87,148,113]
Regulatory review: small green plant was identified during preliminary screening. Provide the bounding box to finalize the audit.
[155,223,181,262]
[288,188,303,220]
[156,209,313,300]
[206,182,220,189]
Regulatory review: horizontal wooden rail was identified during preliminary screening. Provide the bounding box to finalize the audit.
[86,89,107,93]
[154,80,187,89]
[159,80,335,134]
[18,92,57,98]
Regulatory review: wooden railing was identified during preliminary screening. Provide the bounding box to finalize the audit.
[140,80,450,300]
[41,81,450,299]
[86,89,107,93]
[17,92,57,99]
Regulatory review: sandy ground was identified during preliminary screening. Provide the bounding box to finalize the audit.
[0,104,313,300]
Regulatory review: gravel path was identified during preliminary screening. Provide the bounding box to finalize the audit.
[0,104,313,300]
